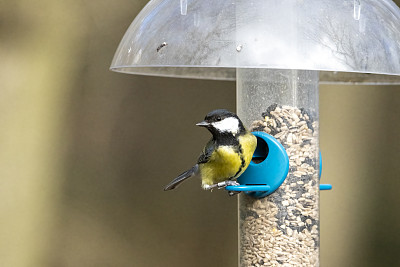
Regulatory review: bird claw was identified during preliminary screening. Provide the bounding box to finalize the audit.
[203,180,240,190]
[217,180,240,189]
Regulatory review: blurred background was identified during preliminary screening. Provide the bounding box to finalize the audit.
[1,1,399,266]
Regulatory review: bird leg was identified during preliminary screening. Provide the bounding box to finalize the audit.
[217,180,240,188]
[203,180,240,190]
[202,184,218,190]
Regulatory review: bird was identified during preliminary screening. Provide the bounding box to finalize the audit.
[164,109,257,192]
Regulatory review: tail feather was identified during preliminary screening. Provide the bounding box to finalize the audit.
[164,165,199,191]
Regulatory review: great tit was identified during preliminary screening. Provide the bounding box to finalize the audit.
[164,109,257,191]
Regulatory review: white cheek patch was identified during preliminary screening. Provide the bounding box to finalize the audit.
[212,117,240,134]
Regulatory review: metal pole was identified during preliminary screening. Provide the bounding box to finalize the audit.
[237,68,320,266]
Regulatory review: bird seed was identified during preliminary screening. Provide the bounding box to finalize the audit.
[239,104,319,267]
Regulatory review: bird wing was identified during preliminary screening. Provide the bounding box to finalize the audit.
[197,139,216,164]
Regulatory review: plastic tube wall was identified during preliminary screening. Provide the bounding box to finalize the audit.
[237,68,320,266]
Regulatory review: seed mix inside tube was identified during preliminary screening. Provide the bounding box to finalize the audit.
[239,104,319,267]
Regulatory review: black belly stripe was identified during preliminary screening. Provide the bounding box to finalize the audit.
[231,143,246,179]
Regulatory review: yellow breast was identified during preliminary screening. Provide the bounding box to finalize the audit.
[199,146,241,186]
[199,133,257,187]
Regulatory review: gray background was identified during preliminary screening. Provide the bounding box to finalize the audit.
[1,1,399,266]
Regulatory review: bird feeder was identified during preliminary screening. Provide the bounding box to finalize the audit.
[110,0,400,266]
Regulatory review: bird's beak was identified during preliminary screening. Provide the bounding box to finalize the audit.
[196,121,210,127]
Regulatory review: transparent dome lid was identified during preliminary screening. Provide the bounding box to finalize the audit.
[110,0,400,83]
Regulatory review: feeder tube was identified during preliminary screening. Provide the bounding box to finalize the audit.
[237,68,320,266]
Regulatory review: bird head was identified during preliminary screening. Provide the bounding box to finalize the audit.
[196,109,246,137]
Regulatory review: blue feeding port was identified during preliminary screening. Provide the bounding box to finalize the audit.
[226,132,332,198]
[226,131,289,198]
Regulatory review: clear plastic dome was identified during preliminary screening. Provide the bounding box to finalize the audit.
[111,0,400,83]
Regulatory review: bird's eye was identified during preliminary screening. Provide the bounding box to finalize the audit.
[216,116,222,121]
